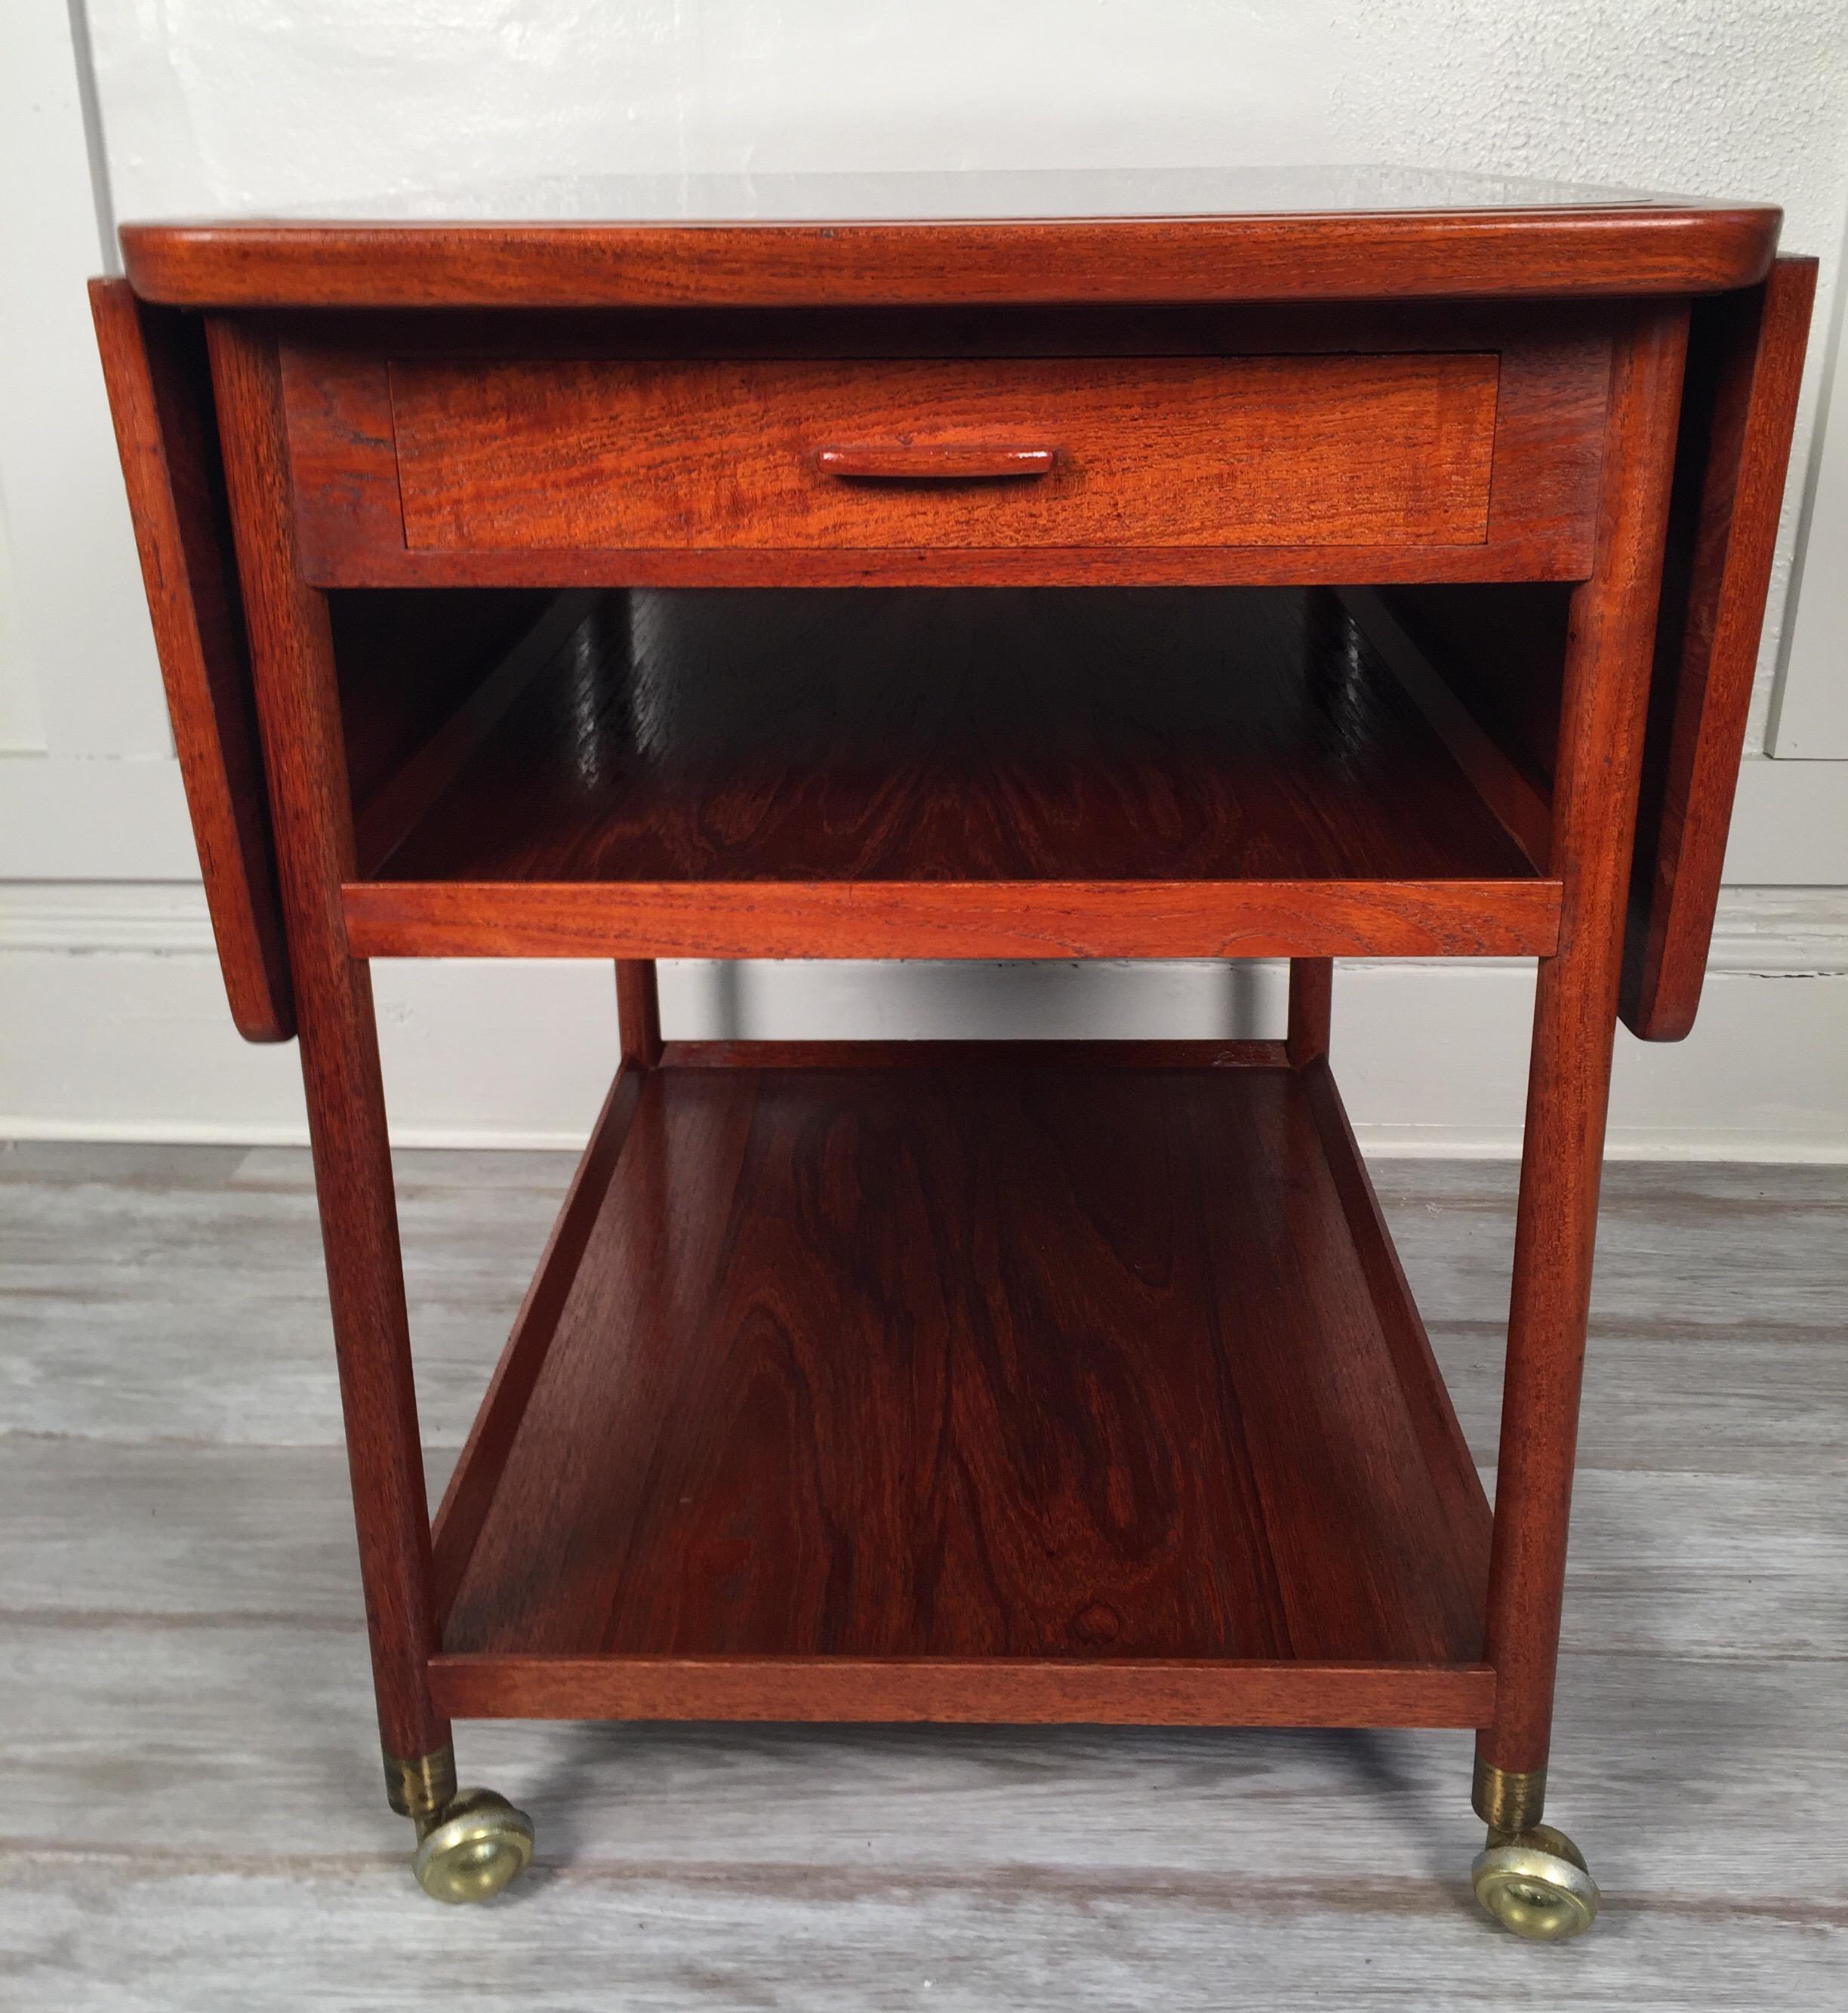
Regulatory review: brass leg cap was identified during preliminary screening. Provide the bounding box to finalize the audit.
[1471,1823,1600,1941]
[412,1787,535,1904]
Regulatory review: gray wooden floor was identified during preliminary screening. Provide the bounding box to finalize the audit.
[2,1141,1844,2010]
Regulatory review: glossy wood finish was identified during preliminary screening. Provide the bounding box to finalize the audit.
[92,185,1812,1860]
[433,1050,1492,1723]
[345,880,1563,963]
[1480,304,1690,1785]
[816,443,1057,480]
[429,1656,1493,1727]
[119,183,1780,312]
[1361,582,1571,810]
[388,353,1498,554]
[428,1062,646,1620]
[280,310,1609,588]
[205,318,447,1765]
[87,280,292,1042]
[341,587,1558,962]
[1337,587,1554,871]
[1623,256,1818,1040]
[339,589,596,875]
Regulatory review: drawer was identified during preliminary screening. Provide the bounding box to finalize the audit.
[385,353,1498,553]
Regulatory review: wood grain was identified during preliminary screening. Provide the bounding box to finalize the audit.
[342,586,1557,962]
[352,579,1542,884]
[428,1656,1495,1727]
[1480,304,1690,1788]
[279,308,1610,587]
[278,344,406,567]
[1298,1061,1489,1590]
[437,1056,1492,1713]
[87,279,293,1043]
[429,1064,645,1617]
[1622,255,1818,1040]
[387,353,1498,553]
[117,202,1781,311]
[207,318,449,1767]
[343,877,1563,963]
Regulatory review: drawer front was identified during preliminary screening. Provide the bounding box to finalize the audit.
[387,353,1498,553]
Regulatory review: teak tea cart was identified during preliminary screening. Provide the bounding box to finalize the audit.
[92,170,1812,1935]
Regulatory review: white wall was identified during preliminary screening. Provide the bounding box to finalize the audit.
[4,0,1847,1155]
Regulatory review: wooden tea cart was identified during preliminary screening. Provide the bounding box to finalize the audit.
[91,170,1811,1934]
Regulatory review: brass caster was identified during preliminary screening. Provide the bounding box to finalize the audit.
[1471,1823,1600,1941]
[412,1787,535,1904]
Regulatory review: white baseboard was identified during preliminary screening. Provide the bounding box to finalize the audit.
[5,883,1847,1159]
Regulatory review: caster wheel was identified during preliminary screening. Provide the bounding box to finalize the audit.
[1471,1823,1600,1941]
[412,1787,534,1904]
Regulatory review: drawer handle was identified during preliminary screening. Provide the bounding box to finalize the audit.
[815,445,1057,481]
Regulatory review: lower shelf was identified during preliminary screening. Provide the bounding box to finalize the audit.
[429,1040,1494,1727]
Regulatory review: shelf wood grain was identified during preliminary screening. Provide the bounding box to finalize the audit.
[343,586,1557,962]
[431,1048,1493,1726]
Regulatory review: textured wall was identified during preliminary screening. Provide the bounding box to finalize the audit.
[82,2,1848,244]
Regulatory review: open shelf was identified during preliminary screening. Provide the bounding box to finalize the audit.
[340,586,1559,961]
[428,1042,1495,1727]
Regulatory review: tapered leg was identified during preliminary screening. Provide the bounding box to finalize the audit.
[1471,305,1689,1939]
[1286,957,1332,1066]
[203,322,548,1902]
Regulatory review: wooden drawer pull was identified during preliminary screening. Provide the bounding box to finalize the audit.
[815,444,1058,481]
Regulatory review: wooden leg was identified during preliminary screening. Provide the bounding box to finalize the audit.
[208,322,449,1803]
[616,958,663,1067]
[1286,957,1332,1067]
[295,966,453,1789]
[1474,305,1689,1857]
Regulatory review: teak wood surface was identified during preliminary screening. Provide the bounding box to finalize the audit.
[87,280,293,1041]
[91,182,1810,1827]
[1479,304,1689,1783]
[119,168,1779,309]
[206,320,449,1768]
[1623,256,1818,1038]
[388,352,1500,553]
[341,586,1559,963]
[279,304,1609,588]
[430,1048,1492,1726]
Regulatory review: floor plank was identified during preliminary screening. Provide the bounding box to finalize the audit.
[1,1142,1843,2008]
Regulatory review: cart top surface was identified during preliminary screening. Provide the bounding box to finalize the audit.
[118,165,1782,310]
